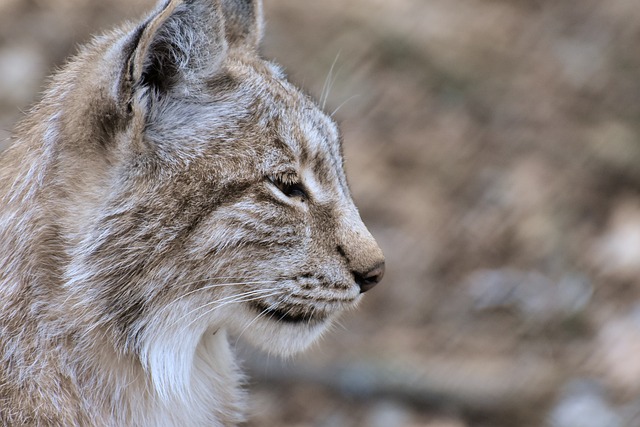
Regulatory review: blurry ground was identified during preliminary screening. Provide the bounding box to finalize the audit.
[2,0,640,426]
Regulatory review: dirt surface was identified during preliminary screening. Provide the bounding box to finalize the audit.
[3,1,640,426]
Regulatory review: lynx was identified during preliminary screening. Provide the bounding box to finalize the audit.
[0,0,385,425]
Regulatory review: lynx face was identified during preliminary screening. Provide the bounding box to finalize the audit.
[119,58,386,358]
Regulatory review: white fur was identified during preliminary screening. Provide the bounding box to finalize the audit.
[144,330,244,427]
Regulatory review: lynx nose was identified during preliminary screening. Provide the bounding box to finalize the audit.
[354,262,385,293]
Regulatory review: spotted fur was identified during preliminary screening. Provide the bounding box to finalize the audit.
[0,0,384,425]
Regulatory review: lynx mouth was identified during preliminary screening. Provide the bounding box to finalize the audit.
[250,301,327,324]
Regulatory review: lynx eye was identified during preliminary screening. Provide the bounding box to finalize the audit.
[269,175,308,201]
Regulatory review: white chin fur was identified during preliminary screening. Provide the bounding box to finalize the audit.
[225,307,332,356]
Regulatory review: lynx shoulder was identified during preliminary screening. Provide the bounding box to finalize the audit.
[0,0,384,425]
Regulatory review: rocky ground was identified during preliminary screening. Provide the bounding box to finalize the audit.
[2,0,640,426]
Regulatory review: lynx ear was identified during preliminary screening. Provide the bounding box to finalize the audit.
[128,0,228,93]
[220,0,263,50]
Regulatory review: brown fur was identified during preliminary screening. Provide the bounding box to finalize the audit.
[0,0,384,425]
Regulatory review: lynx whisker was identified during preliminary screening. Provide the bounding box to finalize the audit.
[320,51,341,110]
[175,288,284,332]
[177,276,274,287]
[160,279,279,312]
[184,279,278,292]
[331,94,361,117]
[170,287,278,325]
[179,292,285,336]
[333,318,348,332]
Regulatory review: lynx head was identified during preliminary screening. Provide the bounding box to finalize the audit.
[39,0,384,394]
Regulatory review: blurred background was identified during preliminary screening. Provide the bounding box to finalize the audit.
[2,0,640,426]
